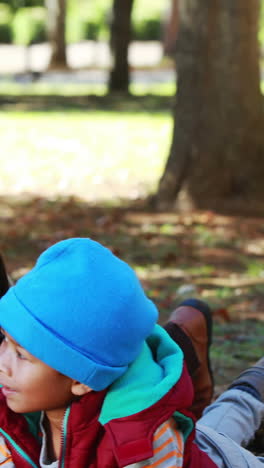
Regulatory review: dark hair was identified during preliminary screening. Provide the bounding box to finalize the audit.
[0,255,9,298]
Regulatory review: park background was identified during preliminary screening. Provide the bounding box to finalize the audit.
[1,1,264,434]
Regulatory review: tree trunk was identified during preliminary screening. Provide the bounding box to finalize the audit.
[108,0,134,93]
[156,0,264,214]
[45,0,67,69]
[163,0,179,56]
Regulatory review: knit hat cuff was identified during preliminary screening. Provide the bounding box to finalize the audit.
[0,287,127,390]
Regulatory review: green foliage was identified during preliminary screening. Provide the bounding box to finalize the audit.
[0,0,43,10]
[23,0,43,6]
[2,0,168,44]
[66,0,110,42]
[0,0,17,9]
[4,0,263,46]
[0,3,12,43]
[12,6,46,45]
[132,0,165,41]
[66,0,166,43]
[67,11,100,42]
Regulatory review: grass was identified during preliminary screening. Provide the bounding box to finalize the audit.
[0,80,176,97]
[0,108,172,201]
[6,67,252,208]
[0,81,107,96]
[212,320,264,386]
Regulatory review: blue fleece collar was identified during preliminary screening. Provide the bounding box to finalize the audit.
[99,325,183,425]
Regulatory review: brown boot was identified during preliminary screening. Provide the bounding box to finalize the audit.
[164,299,214,419]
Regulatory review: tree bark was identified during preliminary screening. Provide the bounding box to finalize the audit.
[45,0,67,69]
[163,0,179,56]
[156,0,264,214]
[108,0,134,93]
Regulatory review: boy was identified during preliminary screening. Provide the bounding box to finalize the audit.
[0,238,263,468]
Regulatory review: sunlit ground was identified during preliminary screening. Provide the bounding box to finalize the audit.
[0,109,172,201]
[0,81,176,96]
[1,75,263,202]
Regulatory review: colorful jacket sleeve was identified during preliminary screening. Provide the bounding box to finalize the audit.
[0,435,14,467]
[125,418,184,468]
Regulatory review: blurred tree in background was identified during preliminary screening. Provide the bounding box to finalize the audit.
[45,0,67,68]
[156,0,264,214]
[109,0,134,93]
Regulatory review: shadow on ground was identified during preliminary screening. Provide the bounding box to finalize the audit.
[0,94,173,113]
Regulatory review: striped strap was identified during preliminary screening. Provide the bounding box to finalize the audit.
[0,437,14,467]
[125,418,184,468]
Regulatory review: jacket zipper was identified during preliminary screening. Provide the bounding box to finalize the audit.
[0,427,39,468]
[59,406,71,468]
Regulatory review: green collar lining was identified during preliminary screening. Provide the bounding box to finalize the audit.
[99,324,184,425]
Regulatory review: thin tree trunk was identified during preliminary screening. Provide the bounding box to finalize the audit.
[163,0,179,56]
[156,0,264,214]
[108,0,134,93]
[45,0,67,69]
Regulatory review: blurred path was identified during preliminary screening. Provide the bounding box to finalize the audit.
[0,40,176,85]
[0,40,173,71]
[13,68,175,85]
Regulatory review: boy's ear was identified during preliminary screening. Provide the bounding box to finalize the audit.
[71,381,93,396]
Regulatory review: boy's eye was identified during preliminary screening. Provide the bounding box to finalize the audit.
[16,349,26,360]
[0,330,5,344]
[0,334,8,345]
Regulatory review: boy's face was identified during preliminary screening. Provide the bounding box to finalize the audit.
[0,330,75,414]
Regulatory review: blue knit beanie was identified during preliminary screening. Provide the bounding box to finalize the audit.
[0,238,158,390]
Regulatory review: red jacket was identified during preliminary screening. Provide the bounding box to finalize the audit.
[0,364,217,468]
[0,325,218,468]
